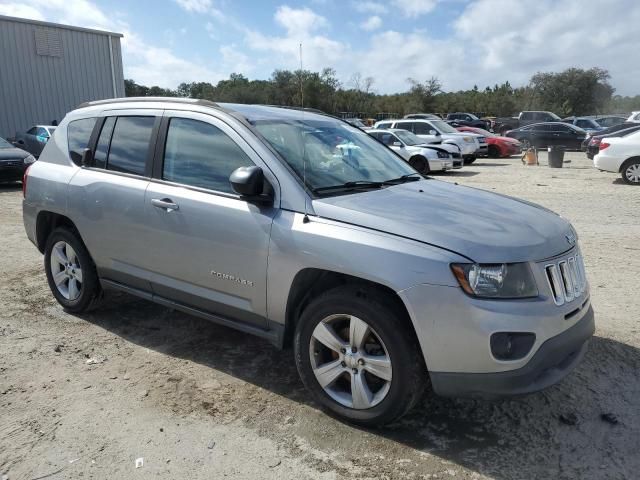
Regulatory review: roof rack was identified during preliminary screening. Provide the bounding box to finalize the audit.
[77,97,220,109]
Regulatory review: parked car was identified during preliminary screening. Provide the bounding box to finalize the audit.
[374,119,484,163]
[24,98,594,426]
[446,113,489,129]
[594,116,627,128]
[344,118,366,128]
[594,129,640,185]
[584,125,640,159]
[505,122,587,150]
[13,125,57,157]
[455,126,522,157]
[562,117,603,133]
[404,113,441,120]
[627,111,640,123]
[0,136,36,182]
[493,111,562,135]
[368,129,454,173]
[581,122,638,151]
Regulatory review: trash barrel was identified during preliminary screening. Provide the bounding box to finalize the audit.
[548,145,565,168]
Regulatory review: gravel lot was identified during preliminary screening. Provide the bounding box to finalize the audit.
[1,152,639,480]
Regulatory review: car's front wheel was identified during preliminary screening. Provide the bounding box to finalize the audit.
[488,145,501,158]
[621,158,640,185]
[408,155,430,174]
[44,228,101,313]
[294,285,427,426]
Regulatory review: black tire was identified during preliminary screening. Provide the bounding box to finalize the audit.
[44,227,101,313]
[488,145,501,158]
[463,156,476,165]
[409,155,430,174]
[621,158,640,185]
[294,285,427,426]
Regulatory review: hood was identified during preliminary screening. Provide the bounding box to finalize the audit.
[312,180,574,263]
[0,147,30,161]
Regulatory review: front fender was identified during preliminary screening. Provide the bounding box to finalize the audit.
[266,209,466,326]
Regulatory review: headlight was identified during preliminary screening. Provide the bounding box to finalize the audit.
[451,263,538,298]
[463,136,473,143]
[437,151,448,158]
[23,155,36,165]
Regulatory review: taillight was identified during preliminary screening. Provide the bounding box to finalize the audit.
[590,137,601,146]
[599,142,610,151]
[23,164,32,198]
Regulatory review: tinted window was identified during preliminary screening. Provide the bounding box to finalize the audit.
[27,127,38,135]
[36,127,49,138]
[396,122,414,133]
[93,117,115,169]
[377,122,392,129]
[413,122,433,135]
[575,120,592,128]
[67,118,97,160]
[107,117,155,175]
[162,118,254,193]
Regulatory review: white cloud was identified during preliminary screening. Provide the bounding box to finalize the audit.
[0,3,45,20]
[360,15,382,31]
[391,0,437,17]
[274,6,329,36]
[245,6,344,72]
[351,1,387,14]
[174,0,212,13]
[220,44,253,74]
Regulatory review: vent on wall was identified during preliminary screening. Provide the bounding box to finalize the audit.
[35,28,63,57]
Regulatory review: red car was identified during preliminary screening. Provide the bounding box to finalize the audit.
[456,126,522,157]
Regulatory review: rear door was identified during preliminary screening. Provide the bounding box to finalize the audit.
[141,110,277,328]
[67,110,161,291]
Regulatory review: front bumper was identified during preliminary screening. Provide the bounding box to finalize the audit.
[429,159,453,172]
[477,144,489,156]
[430,306,594,397]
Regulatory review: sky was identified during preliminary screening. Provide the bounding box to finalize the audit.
[1,0,639,96]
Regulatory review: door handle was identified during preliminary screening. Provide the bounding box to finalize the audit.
[151,198,179,212]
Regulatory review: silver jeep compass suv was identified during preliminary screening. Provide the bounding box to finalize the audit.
[23,98,594,426]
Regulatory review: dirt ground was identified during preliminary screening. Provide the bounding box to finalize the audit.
[1,151,639,480]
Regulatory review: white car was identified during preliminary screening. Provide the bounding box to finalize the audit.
[593,129,640,185]
[374,119,484,164]
[627,111,640,123]
[368,129,454,173]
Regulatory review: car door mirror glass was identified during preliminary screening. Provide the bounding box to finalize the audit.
[429,130,438,135]
[392,141,402,147]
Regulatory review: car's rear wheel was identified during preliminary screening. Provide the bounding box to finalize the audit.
[621,159,640,185]
[409,155,430,174]
[294,285,427,426]
[488,145,501,158]
[44,228,101,313]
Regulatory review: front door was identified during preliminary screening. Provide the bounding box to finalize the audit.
[142,111,277,329]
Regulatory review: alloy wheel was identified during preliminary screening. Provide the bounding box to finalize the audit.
[50,241,83,300]
[309,314,392,409]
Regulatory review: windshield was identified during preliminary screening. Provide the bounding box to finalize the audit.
[0,137,12,148]
[253,119,416,194]
[431,120,459,134]
[394,130,423,146]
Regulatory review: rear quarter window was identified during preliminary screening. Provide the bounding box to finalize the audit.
[67,118,97,164]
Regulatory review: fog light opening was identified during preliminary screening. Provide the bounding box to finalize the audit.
[490,332,536,361]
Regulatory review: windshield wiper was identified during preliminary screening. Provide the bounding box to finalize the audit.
[383,173,423,184]
[313,174,423,195]
[313,181,385,195]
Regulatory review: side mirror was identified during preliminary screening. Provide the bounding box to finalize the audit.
[429,130,439,136]
[392,141,403,147]
[16,139,25,145]
[230,166,271,203]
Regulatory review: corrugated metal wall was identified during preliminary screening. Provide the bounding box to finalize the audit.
[0,16,125,139]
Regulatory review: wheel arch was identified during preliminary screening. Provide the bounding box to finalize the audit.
[282,268,418,351]
[36,211,82,253]
[619,156,640,173]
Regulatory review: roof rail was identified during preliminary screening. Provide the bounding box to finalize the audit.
[77,97,220,109]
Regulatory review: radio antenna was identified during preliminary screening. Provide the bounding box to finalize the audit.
[300,42,310,224]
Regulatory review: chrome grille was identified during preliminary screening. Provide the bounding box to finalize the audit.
[545,251,587,306]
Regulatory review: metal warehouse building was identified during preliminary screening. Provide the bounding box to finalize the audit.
[0,15,125,139]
